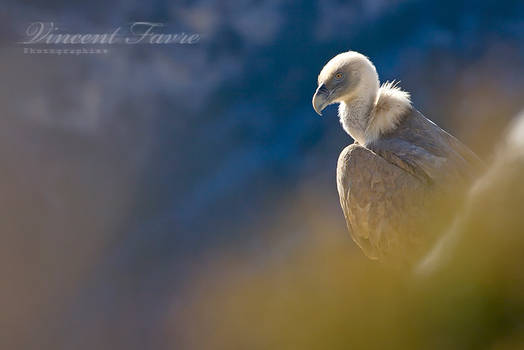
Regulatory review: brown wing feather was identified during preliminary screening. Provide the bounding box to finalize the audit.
[337,144,433,262]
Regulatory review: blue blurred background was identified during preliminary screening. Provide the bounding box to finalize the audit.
[1,1,523,349]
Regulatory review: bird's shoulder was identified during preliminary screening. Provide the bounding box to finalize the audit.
[367,108,482,186]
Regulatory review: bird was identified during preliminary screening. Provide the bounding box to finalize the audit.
[312,51,482,262]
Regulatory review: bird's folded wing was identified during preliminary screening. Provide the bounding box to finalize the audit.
[337,144,431,260]
[368,138,455,186]
[367,111,483,188]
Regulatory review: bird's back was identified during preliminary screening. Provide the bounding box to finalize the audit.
[368,108,483,187]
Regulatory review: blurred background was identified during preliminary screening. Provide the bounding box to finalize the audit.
[1,1,524,349]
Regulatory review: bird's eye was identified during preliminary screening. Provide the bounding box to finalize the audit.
[335,72,343,80]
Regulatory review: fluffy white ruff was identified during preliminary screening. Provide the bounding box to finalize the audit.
[365,81,412,143]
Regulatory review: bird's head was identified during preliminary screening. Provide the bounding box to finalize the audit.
[312,51,379,116]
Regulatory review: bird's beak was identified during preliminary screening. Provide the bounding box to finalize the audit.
[312,83,331,116]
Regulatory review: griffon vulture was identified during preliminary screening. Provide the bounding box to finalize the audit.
[312,51,482,262]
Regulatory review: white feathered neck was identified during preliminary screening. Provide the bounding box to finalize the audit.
[366,81,412,141]
[339,81,411,145]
